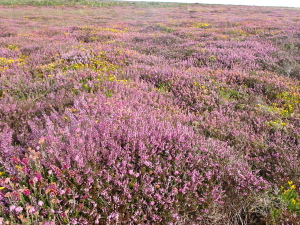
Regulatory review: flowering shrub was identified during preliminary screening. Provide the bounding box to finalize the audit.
[0,1,299,224]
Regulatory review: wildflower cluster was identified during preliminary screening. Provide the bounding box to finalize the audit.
[281,181,300,214]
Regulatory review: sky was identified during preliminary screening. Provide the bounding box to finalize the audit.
[125,0,300,8]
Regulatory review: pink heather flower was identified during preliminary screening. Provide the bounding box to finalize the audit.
[198,198,205,203]
[9,205,16,211]
[128,170,134,175]
[29,207,35,213]
[31,177,38,184]
[21,158,28,165]
[27,206,35,213]
[167,156,172,160]
[201,209,209,213]
[34,172,43,181]
[74,155,79,161]
[82,194,88,199]
[11,157,20,164]
[95,215,101,224]
[149,201,155,206]
[84,167,91,175]
[15,206,23,213]
[87,177,94,184]
[107,212,119,222]
[66,188,72,194]
[63,164,70,169]
[70,218,78,224]
[174,171,179,175]
[22,166,30,174]
[172,213,180,220]
[151,214,162,222]
[42,222,55,225]
[38,200,44,206]
[23,189,30,196]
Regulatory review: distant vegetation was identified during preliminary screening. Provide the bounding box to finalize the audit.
[0,1,299,224]
[0,0,186,7]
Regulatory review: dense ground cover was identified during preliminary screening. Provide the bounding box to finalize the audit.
[0,1,299,224]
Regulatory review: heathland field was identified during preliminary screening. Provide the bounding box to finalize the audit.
[0,0,299,224]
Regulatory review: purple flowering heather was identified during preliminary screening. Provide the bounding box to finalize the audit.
[0,1,299,224]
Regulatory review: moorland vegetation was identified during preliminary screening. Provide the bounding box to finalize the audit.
[0,0,299,224]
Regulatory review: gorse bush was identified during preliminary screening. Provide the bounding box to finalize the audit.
[0,1,299,224]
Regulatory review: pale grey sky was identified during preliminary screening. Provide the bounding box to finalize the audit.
[128,0,300,8]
